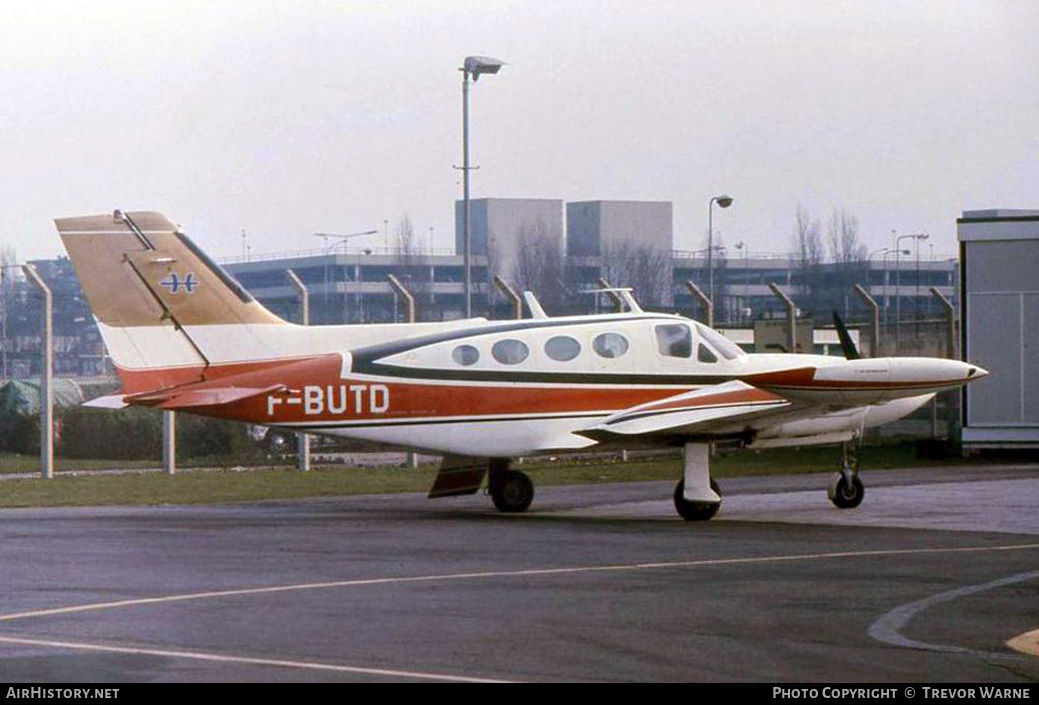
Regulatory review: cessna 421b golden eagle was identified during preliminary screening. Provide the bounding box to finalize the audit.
[58,211,987,520]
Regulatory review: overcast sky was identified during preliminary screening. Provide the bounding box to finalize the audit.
[2,0,1036,263]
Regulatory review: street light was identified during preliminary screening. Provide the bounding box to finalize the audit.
[894,232,928,353]
[315,229,379,254]
[460,55,506,318]
[314,230,378,322]
[734,241,748,322]
[708,194,733,313]
[868,247,908,332]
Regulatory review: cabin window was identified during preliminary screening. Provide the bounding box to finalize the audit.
[593,332,629,359]
[452,344,480,366]
[545,336,581,362]
[697,343,718,363]
[655,324,692,358]
[492,339,530,365]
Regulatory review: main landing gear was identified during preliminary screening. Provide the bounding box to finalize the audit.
[828,439,865,509]
[489,459,535,513]
[427,456,535,513]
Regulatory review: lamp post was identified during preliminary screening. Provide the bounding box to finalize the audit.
[460,55,505,319]
[915,234,929,325]
[315,229,378,323]
[868,247,898,320]
[708,195,732,314]
[894,233,928,354]
[734,241,748,323]
[315,229,379,255]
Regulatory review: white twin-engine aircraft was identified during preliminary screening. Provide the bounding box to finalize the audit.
[58,211,987,520]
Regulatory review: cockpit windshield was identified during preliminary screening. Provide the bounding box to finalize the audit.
[694,323,745,360]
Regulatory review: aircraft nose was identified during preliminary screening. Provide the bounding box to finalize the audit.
[966,364,988,380]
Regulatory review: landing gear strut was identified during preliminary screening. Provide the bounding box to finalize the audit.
[489,459,534,513]
[828,439,865,509]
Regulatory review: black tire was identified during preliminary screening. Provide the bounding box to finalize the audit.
[829,474,865,509]
[673,479,721,521]
[266,430,297,455]
[491,470,535,513]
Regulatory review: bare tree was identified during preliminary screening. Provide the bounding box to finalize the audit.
[826,207,868,318]
[827,207,867,264]
[393,214,432,319]
[515,220,569,314]
[599,241,672,311]
[394,214,416,256]
[792,205,825,314]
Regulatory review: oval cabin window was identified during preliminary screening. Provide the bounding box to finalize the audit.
[592,332,629,359]
[452,344,480,366]
[544,336,581,362]
[491,339,530,365]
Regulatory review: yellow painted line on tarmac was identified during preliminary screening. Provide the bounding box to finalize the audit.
[1007,629,1039,657]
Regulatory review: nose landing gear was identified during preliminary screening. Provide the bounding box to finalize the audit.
[673,477,722,520]
[828,439,865,509]
[674,442,723,521]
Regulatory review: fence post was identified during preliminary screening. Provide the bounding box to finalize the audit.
[595,277,624,313]
[853,284,880,357]
[388,274,419,468]
[162,411,176,475]
[493,275,522,320]
[286,269,310,472]
[767,282,797,354]
[22,265,53,479]
[683,281,713,328]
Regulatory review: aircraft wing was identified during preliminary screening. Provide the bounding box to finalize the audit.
[576,380,795,441]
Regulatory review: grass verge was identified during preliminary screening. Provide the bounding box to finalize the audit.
[0,440,972,509]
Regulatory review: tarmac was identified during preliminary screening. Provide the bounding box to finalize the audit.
[0,463,1036,682]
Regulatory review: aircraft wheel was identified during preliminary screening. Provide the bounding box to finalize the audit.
[828,473,865,509]
[265,430,297,455]
[673,479,721,521]
[491,470,534,513]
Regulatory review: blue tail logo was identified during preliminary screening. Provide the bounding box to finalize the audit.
[159,272,198,294]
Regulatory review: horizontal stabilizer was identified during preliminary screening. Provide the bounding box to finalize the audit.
[578,381,790,440]
[129,384,285,410]
[82,394,130,410]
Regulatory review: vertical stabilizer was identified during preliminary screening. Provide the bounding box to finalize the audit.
[56,210,287,393]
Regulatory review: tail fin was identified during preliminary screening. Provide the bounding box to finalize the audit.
[56,210,287,393]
